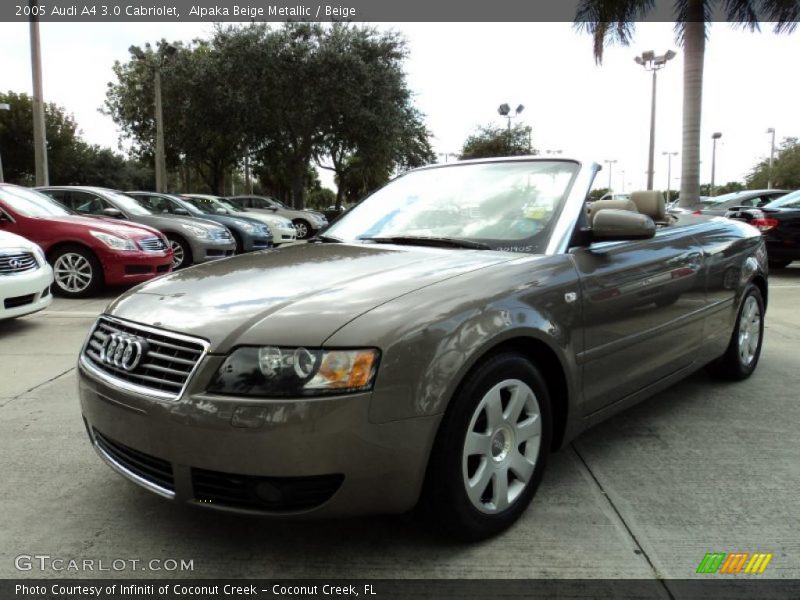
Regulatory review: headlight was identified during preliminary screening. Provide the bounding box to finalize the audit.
[235,220,258,234]
[182,224,211,239]
[208,346,380,397]
[31,244,47,264]
[90,230,136,251]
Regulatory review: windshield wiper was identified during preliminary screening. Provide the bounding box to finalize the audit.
[359,235,491,250]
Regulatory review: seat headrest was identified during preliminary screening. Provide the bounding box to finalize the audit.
[630,191,666,221]
[588,199,638,225]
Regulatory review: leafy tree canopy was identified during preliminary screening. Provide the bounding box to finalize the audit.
[746,137,800,190]
[460,123,536,160]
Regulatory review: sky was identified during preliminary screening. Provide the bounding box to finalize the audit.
[0,21,798,192]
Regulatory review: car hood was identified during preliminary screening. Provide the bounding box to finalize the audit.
[140,214,225,232]
[235,211,292,228]
[0,229,37,249]
[40,214,162,239]
[107,243,517,352]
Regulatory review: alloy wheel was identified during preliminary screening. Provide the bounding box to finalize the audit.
[738,295,761,367]
[170,240,185,268]
[54,252,93,294]
[294,221,309,239]
[462,378,542,514]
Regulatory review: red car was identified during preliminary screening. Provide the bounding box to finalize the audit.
[0,184,173,298]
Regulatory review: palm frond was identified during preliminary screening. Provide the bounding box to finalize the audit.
[759,0,800,32]
[673,0,713,46]
[574,0,656,64]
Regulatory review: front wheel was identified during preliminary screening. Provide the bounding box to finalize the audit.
[167,235,192,269]
[51,245,103,298]
[706,284,765,380]
[422,353,552,540]
[292,219,311,240]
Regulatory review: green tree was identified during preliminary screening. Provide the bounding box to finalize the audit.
[588,187,610,201]
[460,123,535,160]
[105,39,249,194]
[575,2,797,207]
[746,138,800,189]
[0,91,83,185]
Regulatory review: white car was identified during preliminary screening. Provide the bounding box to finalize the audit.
[0,230,54,320]
[181,194,298,245]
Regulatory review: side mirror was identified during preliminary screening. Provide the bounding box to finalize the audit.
[267,206,278,212]
[174,207,189,215]
[592,209,655,241]
[215,207,226,214]
[102,207,123,218]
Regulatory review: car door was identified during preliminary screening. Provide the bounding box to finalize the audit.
[570,225,706,414]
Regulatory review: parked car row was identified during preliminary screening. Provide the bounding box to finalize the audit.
[1,184,326,307]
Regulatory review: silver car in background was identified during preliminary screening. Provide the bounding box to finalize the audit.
[38,187,236,269]
[227,195,328,240]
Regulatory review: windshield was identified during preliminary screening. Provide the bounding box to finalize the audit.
[218,199,243,212]
[0,186,72,217]
[698,192,747,206]
[324,160,579,253]
[765,190,800,209]
[104,190,153,216]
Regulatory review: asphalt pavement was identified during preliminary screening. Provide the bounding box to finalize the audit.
[1,269,798,580]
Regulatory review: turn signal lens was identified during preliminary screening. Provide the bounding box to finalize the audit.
[306,350,379,391]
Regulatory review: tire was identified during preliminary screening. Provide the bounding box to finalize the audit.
[421,352,552,540]
[706,283,765,380]
[50,245,103,298]
[167,235,192,269]
[768,259,791,269]
[231,231,244,254]
[292,219,311,240]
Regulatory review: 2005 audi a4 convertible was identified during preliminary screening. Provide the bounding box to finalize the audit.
[78,158,767,539]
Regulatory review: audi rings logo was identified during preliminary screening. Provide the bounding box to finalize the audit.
[8,258,21,269]
[100,334,149,371]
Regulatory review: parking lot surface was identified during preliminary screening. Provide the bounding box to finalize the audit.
[1,269,799,579]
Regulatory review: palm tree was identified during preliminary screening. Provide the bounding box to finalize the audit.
[575,0,797,206]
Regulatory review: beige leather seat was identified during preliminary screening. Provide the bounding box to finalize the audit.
[587,198,638,226]
[629,191,667,223]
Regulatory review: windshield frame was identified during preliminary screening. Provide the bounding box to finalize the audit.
[324,158,584,255]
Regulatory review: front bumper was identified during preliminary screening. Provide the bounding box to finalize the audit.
[272,226,297,245]
[190,238,237,263]
[0,264,53,319]
[78,356,439,517]
[100,250,173,286]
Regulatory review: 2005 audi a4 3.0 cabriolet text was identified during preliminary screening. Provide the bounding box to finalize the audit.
[78,158,767,539]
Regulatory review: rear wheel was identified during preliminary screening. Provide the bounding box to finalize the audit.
[292,219,311,240]
[167,235,192,269]
[51,245,102,298]
[707,284,764,380]
[422,353,552,540]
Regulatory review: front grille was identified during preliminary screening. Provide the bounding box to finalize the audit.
[138,236,167,252]
[93,429,174,493]
[4,294,35,309]
[82,316,207,399]
[192,468,343,512]
[0,252,38,275]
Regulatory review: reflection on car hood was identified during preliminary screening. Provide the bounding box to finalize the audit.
[0,229,37,248]
[40,214,162,238]
[107,243,516,352]
[144,214,225,232]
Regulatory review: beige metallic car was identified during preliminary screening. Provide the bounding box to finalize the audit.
[78,158,767,539]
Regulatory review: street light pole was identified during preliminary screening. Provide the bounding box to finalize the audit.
[710,132,722,197]
[29,5,49,186]
[497,103,525,131]
[131,43,176,193]
[766,127,776,189]
[635,50,676,191]
[604,159,617,192]
[662,151,678,202]
[0,103,9,183]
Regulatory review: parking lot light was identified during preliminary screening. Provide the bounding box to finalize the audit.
[710,132,722,197]
[766,128,776,189]
[635,49,676,190]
